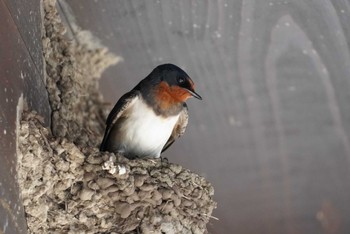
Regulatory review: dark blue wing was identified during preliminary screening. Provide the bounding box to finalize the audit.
[100,90,140,151]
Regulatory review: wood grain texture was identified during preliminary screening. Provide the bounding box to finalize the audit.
[61,0,350,233]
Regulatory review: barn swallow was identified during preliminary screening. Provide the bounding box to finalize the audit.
[100,63,202,159]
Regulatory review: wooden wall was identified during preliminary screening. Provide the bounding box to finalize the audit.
[0,0,50,233]
[1,0,350,233]
[61,1,350,233]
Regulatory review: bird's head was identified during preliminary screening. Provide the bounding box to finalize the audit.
[152,64,202,103]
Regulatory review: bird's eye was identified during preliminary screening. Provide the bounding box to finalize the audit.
[178,77,185,84]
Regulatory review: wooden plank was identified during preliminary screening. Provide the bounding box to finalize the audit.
[0,0,50,233]
[4,0,45,78]
[61,0,350,233]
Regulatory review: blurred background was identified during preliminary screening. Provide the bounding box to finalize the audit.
[1,0,350,233]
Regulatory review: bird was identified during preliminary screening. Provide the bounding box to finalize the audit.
[99,63,202,159]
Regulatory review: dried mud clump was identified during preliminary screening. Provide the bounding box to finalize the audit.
[42,0,120,146]
[17,0,216,233]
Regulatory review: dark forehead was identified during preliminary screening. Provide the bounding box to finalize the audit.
[156,64,189,77]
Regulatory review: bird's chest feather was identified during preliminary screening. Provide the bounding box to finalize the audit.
[121,99,179,154]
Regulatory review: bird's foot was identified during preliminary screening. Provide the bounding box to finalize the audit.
[160,156,169,163]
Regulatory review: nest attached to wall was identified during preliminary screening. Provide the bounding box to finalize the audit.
[17,0,216,233]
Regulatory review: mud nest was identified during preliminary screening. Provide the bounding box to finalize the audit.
[16,0,216,233]
[18,112,215,233]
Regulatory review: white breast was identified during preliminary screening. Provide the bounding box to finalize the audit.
[119,98,179,158]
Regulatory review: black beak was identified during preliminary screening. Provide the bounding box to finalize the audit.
[185,88,202,100]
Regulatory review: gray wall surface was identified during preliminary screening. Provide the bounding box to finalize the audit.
[61,1,350,233]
